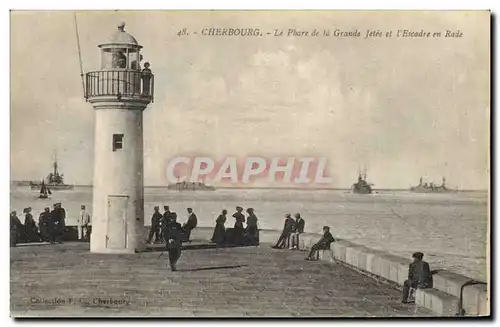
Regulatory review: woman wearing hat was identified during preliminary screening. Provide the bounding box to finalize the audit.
[232,206,246,245]
[211,209,227,245]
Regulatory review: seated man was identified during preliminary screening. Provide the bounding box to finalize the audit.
[305,226,335,260]
[402,252,433,303]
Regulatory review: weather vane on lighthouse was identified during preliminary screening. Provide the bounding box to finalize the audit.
[80,20,155,254]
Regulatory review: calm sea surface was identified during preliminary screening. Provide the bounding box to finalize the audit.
[10,186,488,281]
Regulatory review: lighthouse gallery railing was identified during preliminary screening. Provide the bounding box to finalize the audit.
[85,70,154,102]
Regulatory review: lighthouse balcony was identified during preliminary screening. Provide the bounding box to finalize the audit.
[85,70,154,102]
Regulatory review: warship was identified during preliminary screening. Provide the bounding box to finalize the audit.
[30,155,74,190]
[167,181,216,191]
[351,171,373,194]
[410,177,454,193]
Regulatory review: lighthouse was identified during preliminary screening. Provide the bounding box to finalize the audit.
[85,23,154,254]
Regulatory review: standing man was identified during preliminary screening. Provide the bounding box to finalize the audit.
[50,203,64,244]
[77,205,91,241]
[402,252,433,303]
[38,207,51,242]
[163,212,183,271]
[305,226,335,260]
[147,206,163,244]
[24,207,39,242]
[272,213,296,249]
[10,211,23,247]
[290,213,305,250]
[160,205,171,241]
[57,202,66,241]
[183,208,198,243]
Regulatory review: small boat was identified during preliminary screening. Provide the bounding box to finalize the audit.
[37,180,52,199]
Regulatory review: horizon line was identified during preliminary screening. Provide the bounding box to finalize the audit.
[10,181,488,192]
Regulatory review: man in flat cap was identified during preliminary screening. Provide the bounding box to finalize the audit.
[402,252,433,303]
[305,226,335,260]
[147,206,163,244]
[163,212,183,271]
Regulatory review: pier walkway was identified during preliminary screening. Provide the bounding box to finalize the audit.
[10,241,433,317]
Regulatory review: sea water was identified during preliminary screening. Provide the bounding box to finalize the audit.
[10,186,488,281]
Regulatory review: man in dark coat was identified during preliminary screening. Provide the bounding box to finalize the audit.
[147,206,163,244]
[272,213,296,249]
[10,211,23,247]
[163,212,183,271]
[50,203,64,243]
[402,252,433,303]
[23,207,39,242]
[183,208,197,242]
[160,206,171,241]
[290,212,305,250]
[305,226,335,260]
[38,207,51,242]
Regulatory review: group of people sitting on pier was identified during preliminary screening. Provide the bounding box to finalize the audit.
[10,203,91,246]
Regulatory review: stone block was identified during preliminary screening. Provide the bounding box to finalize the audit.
[462,283,488,316]
[377,255,392,281]
[432,270,471,297]
[416,288,459,316]
[356,248,368,271]
[477,292,490,316]
[318,250,334,262]
[366,253,381,276]
[432,270,488,316]
[331,241,347,262]
[345,247,360,267]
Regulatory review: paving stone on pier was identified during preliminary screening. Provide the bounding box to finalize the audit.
[10,242,435,317]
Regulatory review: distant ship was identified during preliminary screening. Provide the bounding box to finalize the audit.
[167,181,216,191]
[30,155,74,190]
[410,177,455,193]
[352,172,373,194]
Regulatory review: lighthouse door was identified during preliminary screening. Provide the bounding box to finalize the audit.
[106,195,129,249]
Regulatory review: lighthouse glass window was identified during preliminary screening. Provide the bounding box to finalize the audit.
[112,134,124,151]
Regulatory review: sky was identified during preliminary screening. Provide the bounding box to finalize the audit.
[10,10,490,189]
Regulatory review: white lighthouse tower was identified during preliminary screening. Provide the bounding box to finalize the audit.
[85,23,154,254]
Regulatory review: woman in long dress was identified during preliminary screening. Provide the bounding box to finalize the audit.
[232,206,246,245]
[245,208,259,245]
[211,210,227,244]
